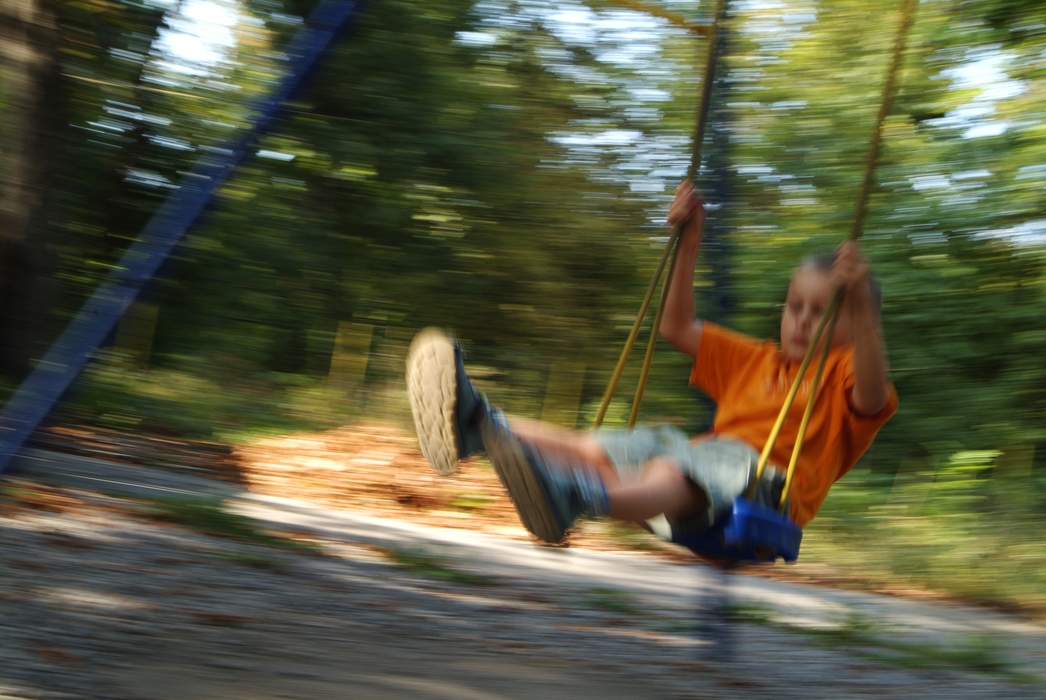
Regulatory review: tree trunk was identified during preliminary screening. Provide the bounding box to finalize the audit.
[0,0,61,380]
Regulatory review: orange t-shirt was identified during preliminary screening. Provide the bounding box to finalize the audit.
[690,322,897,526]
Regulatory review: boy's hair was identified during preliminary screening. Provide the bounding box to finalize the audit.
[798,252,883,313]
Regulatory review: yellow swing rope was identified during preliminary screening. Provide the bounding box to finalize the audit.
[755,0,918,509]
[597,0,918,514]
[593,0,730,429]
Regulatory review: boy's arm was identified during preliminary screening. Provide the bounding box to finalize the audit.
[659,181,706,359]
[833,241,891,416]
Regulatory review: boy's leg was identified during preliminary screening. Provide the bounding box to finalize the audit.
[482,412,610,543]
[507,416,622,488]
[406,328,707,542]
[484,417,708,544]
[606,457,708,523]
[406,328,600,477]
[406,327,611,543]
[507,418,705,521]
[406,326,612,477]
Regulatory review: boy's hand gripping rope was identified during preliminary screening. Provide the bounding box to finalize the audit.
[593,0,730,430]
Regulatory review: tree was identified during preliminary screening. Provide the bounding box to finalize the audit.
[0,0,61,379]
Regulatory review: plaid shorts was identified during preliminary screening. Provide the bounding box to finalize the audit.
[595,426,786,538]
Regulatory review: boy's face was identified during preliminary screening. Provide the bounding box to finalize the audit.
[780,266,850,362]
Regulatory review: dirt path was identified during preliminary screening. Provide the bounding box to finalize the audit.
[2,450,1045,699]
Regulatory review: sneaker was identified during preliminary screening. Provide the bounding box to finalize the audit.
[406,328,488,475]
[482,411,610,544]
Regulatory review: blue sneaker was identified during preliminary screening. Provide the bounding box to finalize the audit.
[482,410,610,544]
[406,328,488,475]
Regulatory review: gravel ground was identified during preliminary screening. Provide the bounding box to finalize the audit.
[2,455,1045,699]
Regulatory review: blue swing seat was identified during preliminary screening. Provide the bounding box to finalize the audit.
[673,496,802,563]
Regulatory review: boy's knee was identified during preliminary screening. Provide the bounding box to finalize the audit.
[578,435,615,473]
[645,456,710,518]
[644,456,688,485]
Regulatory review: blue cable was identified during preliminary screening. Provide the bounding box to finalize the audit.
[0,0,372,473]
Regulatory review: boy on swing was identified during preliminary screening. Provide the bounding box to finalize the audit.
[406,181,897,545]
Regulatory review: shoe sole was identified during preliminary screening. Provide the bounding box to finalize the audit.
[406,328,460,476]
[483,424,565,544]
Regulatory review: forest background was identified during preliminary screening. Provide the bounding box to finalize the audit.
[1,0,1044,611]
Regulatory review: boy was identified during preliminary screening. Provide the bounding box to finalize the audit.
[406,181,897,545]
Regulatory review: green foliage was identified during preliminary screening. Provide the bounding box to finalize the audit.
[448,492,496,511]
[57,352,359,440]
[212,549,287,569]
[581,586,640,614]
[731,601,1020,681]
[140,495,317,551]
[385,547,493,586]
[802,457,1046,610]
